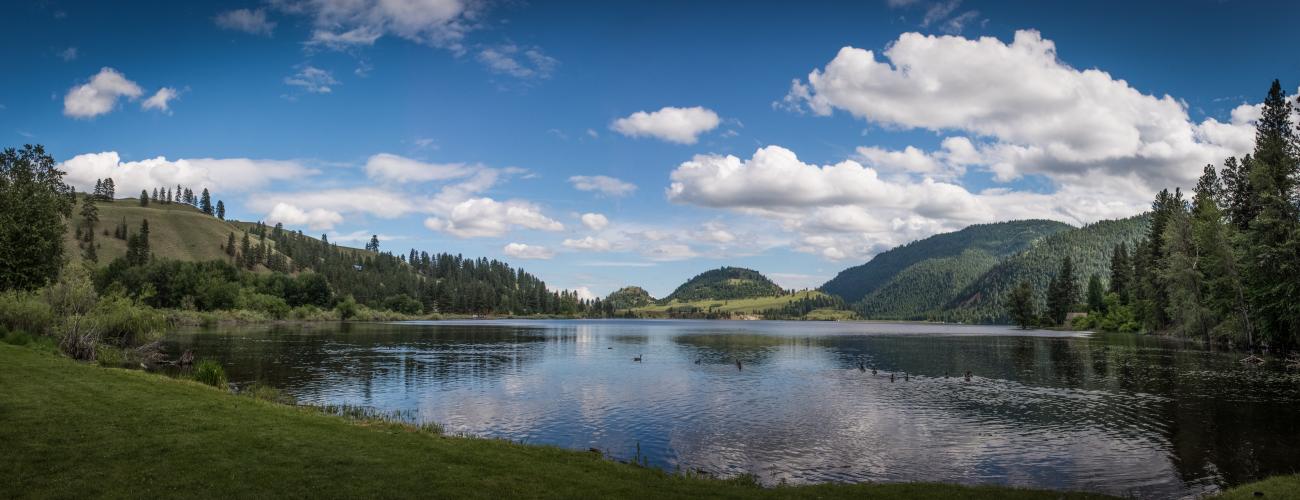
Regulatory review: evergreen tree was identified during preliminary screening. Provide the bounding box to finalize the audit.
[1243,81,1300,348]
[226,232,237,257]
[240,232,253,270]
[1192,181,1253,347]
[1006,281,1036,329]
[139,189,149,207]
[93,179,103,199]
[367,235,380,252]
[79,195,98,243]
[200,188,212,215]
[216,200,225,220]
[104,178,115,200]
[1108,242,1131,302]
[1046,256,1077,325]
[82,229,97,263]
[1086,274,1105,313]
[0,145,74,290]
[1159,206,1213,340]
[151,187,159,203]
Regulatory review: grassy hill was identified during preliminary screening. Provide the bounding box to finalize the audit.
[630,290,845,317]
[66,196,275,267]
[820,220,1073,304]
[605,286,655,310]
[941,215,1150,323]
[663,267,786,302]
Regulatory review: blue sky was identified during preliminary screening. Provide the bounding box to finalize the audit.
[2,0,1297,298]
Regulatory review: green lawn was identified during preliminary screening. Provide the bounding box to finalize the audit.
[0,343,1124,499]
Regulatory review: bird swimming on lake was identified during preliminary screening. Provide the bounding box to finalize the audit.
[889,373,895,383]
[694,358,701,365]
[964,370,972,381]
[858,362,865,372]
[736,359,743,371]
[871,368,877,375]
[904,372,909,382]
[632,354,642,362]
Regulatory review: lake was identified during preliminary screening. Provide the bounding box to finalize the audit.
[161,320,1300,498]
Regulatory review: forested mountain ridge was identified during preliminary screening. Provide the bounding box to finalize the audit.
[819,220,1074,304]
[605,286,655,310]
[63,193,604,316]
[662,267,786,302]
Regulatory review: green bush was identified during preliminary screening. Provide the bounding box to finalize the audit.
[0,291,55,335]
[381,294,423,315]
[91,295,167,347]
[241,383,295,405]
[335,296,359,321]
[2,328,33,346]
[193,359,228,390]
[236,290,290,320]
[95,344,127,367]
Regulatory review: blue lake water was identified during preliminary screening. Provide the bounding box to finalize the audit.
[162,319,1300,499]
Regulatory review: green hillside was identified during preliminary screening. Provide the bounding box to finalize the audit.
[941,215,1150,323]
[662,266,785,302]
[856,249,1000,320]
[820,220,1073,304]
[631,290,852,319]
[604,286,655,310]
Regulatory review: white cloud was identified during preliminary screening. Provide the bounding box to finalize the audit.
[580,213,609,231]
[568,175,636,197]
[250,187,420,220]
[279,0,476,52]
[58,47,78,61]
[284,66,338,94]
[141,87,179,113]
[478,44,558,79]
[60,151,317,197]
[265,202,344,230]
[425,197,563,238]
[364,153,474,183]
[503,242,554,260]
[215,8,276,36]
[566,286,596,301]
[643,243,698,261]
[63,68,143,118]
[784,30,1255,191]
[611,106,721,144]
[562,236,612,252]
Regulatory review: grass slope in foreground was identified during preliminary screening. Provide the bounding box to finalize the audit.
[0,344,1116,499]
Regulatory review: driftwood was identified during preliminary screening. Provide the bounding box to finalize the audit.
[1241,354,1265,365]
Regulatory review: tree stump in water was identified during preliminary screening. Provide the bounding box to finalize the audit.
[179,350,195,366]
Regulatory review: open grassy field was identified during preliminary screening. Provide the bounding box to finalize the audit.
[0,342,1127,499]
[630,290,835,315]
[65,196,265,266]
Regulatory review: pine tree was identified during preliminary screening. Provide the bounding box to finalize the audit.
[139,189,149,207]
[1243,80,1300,348]
[138,219,151,263]
[226,232,237,257]
[367,235,380,252]
[103,178,115,200]
[216,200,225,220]
[78,196,98,243]
[240,232,253,270]
[1192,180,1253,347]
[1086,274,1105,313]
[1006,281,1036,329]
[1046,256,1077,325]
[82,230,97,263]
[1109,242,1131,302]
[200,188,212,215]
[1159,206,1212,340]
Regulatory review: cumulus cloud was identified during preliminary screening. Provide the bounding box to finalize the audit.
[478,44,558,79]
[278,0,477,52]
[284,66,338,94]
[611,106,721,144]
[249,187,421,220]
[60,151,317,197]
[566,286,597,301]
[580,213,609,231]
[215,8,276,36]
[425,197,563,238]
[141,87,179,113]
[63,68,143,118]
[364,153,475,183]
[783,30,1255,191]
[568,175,636,197]
[562,236,612,252]
[666,145,1162,261]
[643,243,698,261]
[503,242,554,260]
[265,202,344,230]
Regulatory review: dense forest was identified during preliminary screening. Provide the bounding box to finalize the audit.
[820,220,1072,304]
[662,267,786,302]
[605,286,655,310]
[1057,80,1300,350]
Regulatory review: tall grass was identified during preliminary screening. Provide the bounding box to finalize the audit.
[0,291,54,335]
[192,360,228,390]
[313,404,444,435]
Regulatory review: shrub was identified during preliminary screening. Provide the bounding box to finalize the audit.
[382,294,423,315]
[335,296,359,321]
[95,344,127,367]
[2,328,33,346]
[0,291,55,335]
[193,359,228,390]
[236,290,290,320]
[58,316,100,361]
[43,265,98,316]
[91,295,167,347]
[241,383,295,405]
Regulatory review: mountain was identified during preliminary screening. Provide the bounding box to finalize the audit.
[820,220,1074,304]
[940,215,1150,323]
[663,266,785,302]
[605,286,654,309]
